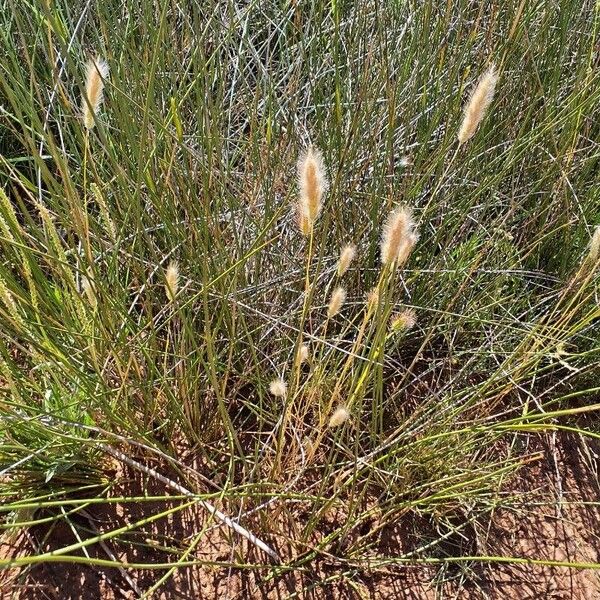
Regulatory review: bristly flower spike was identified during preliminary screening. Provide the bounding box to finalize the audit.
[269,378,287,397]
[337,244,356,277]
[328,406,350,428]
[327,286,346,318]
[380,205,417,268]
[390,309,417,332]
[297,146,327,234]
[297,344,310,364]
[458,64,498,144]
[82,57,109,130]
[165,261,179,303]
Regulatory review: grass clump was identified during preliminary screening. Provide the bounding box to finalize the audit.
[0,0,599,596]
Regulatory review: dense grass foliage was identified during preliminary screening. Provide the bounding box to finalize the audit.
[0,0,599,590]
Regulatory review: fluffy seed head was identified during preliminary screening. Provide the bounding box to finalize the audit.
[269,378,287,397]
[366,287,380,311]
[380,206,417,267]
[458,65,497,144]
[328,406,350,428]
[82,57,109,130]
[81,275,97,308]
[165,261,179,302]
[297,344,310,364]
[327,286,346,318]
[390,309,417,332]
[297,146,327,231]
[337,244,356,277]
[589,226,600,264]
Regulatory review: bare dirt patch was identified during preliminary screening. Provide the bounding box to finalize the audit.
[2,431,599,599]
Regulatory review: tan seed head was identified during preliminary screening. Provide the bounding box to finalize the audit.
[297,146,327,232]
[297,344,310,364]
[337,244,356,277]
[165,261,179,302]
[328,406,350,428]
[327,286,346,318]
[390,309,417,332]
[82,57,109,130]
[458,65,497,144]
[366,287,380,311]
[381,205,417,267]
[269,378,287,397]
[81,275,97,308]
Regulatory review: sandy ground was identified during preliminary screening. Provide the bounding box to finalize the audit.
[2,431,599,599]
